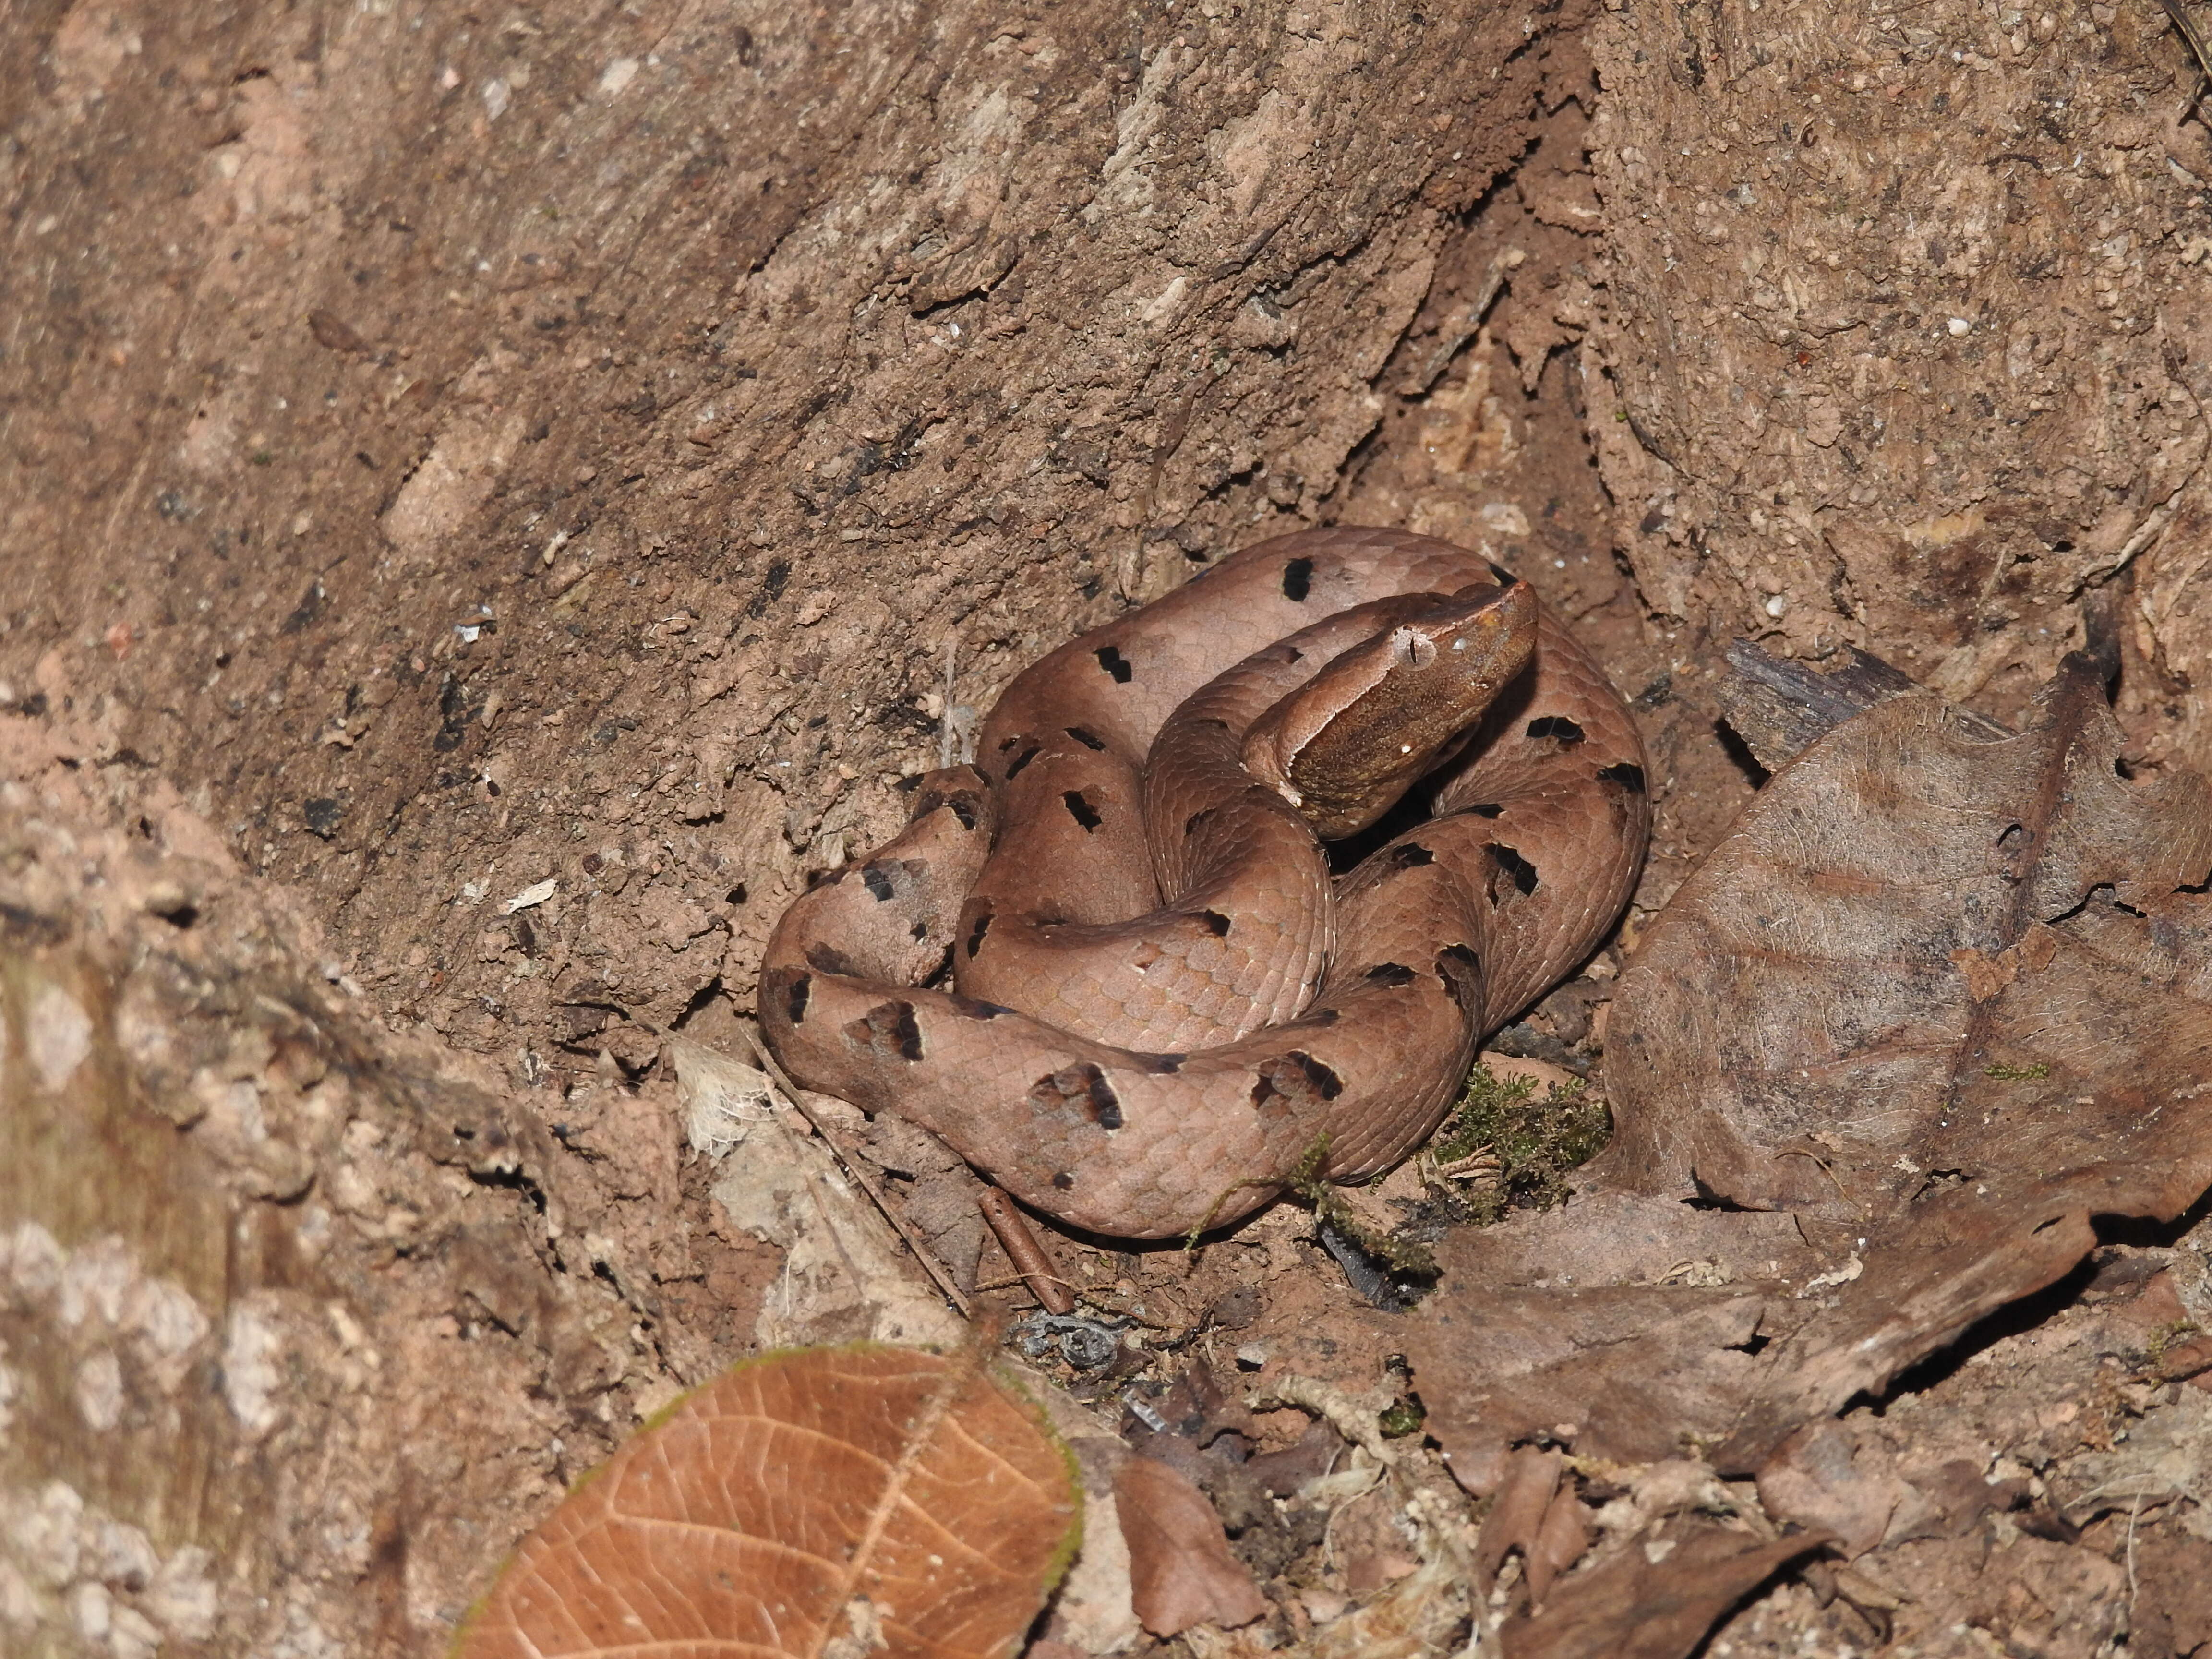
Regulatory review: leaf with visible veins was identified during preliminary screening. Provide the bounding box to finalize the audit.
[1602,658,2212,1466]
[455,1344,1080,1659]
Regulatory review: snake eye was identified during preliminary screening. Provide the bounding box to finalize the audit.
[1388,626,1437,670]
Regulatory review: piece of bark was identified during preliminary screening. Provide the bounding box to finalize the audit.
[1717,639,1973,772]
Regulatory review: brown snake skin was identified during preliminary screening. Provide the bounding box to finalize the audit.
[757,528,1651,1238]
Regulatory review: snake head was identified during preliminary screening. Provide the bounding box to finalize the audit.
[1242,581,1536,840]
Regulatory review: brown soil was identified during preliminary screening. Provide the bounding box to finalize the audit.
[4,0,2211,1653]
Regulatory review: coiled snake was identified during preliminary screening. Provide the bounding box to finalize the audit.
[758,527,1649,1238]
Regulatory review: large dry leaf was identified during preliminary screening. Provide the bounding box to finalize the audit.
[1600,661,2212,1466]
[1607,661,2212,1216]
[456,1345,1079,1659]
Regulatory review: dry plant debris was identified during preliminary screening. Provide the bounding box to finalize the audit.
[455,1345,1079,1659]
[1400,654,2212,1652]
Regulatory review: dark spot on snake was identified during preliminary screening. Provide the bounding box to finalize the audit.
[1388,843,1435,868]
[1144,1052,1186,1074]
[1463,803,1504,819]
[1365,962,1417,986]
[849,999,925,1062]
[1095,645,1133,683]
[1487,561,1517,586]
[1251,1050,1345,1111]
[1598,760,1647,794]
[1086,1071,1123,1130]
[1053,1172,1076,1190]
[1066,726,1107,750]
[1282,557,1314,601]
[949,994,1011,1020]
[1027,1062,1118,1130]
[1005,745,1040,780]
[785,973,811,1023]
[1185,806,1219,837]
[1198,909,1232,937]
[965,910,993,959]
[1527,716,1586,743]
[916,784,982,829]
[1486,842,1540,896]
[1434,944,1480,1010]
[862,864,896,902]
[804,942,862,976]
[1063,790,1103,830]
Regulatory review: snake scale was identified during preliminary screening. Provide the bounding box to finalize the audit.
[757,527,1650,1238]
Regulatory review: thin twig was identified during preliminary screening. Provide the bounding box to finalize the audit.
[729,1021,974,1318]
[975,1187,1076,1314]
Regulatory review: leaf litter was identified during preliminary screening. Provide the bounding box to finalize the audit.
[1403,648,2212,1653]
[469,648,2212,1659]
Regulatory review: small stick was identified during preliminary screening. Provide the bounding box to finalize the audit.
[729,1022,974,1319]
[938,637,960,769]
[975,1187,1076,1314]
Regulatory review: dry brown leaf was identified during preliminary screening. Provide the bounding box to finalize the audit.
[1601,661,2212,1464]
[1524,1484,1593,1607]
[455,1344,1079,1659]
[1608,660,2212,1217]
[1474,1446,1563,1584]
[1113,1454,1271,1637]
[1407,1191,1829,1481]
[1496,1521,1831,1659]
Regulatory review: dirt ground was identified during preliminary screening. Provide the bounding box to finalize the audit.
[4,0,2212,1652]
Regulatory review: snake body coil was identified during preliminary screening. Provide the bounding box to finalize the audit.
[758,527,1649,1238]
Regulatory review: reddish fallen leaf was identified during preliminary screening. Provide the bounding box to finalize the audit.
[1497,1522,1831,1659]
[1114,1453,1271,1636]
[456,1344,1079,1659]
